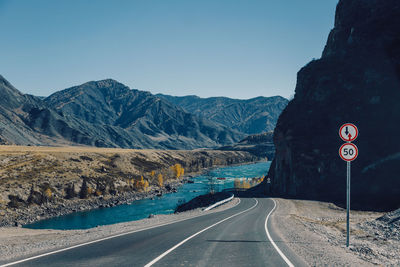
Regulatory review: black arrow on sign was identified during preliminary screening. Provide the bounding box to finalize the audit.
[345,126,349,136]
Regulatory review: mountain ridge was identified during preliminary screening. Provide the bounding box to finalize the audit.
[44,79,244,149]
[156,94,288,135]
[0,76,251,149]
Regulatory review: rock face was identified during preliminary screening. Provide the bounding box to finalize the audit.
[267,0,400,211]
[0,77,245,149]
[157,94,288,134]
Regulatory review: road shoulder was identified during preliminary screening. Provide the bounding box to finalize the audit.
[271,198,399,266]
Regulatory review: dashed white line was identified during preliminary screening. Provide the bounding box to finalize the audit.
[265,198,295,267]
[144,198,259,267]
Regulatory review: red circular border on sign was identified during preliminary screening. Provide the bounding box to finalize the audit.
[339,143,358,162]
[339,123,358,142]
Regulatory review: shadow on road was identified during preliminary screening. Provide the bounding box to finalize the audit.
[223,188,269,199]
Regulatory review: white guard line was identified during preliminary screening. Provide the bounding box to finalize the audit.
[265,198,295,267]
[0,198,241,267]
[203,194,234,211]
[144,198,259,267]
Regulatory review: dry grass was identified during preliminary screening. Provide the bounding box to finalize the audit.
[0,145,254,212]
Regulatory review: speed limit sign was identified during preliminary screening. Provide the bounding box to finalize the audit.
[339,143,358,162]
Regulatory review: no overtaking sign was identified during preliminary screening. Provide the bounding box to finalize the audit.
[339,123,358,142]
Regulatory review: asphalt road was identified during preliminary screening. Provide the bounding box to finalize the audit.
[2,198,306,267]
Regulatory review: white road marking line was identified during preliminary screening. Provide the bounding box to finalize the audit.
[144,198,259,267]
[265,198,295,267]
[0,198,241,267]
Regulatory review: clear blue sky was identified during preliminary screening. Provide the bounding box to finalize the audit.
[0,0,338,99]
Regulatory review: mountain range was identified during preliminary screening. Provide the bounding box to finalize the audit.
[219,131,275,159]
[157,94,288,134]
[0,76,287,150]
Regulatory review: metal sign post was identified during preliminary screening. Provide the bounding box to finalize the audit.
[339,123,358,248]
[346,161,350,247]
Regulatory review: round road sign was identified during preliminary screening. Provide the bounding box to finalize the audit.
[339,143,358,162]
[339,123,358,142]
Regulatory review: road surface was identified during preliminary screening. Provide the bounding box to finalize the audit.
[2,198,306,267]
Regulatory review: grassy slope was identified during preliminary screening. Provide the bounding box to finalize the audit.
[0,145,256,223]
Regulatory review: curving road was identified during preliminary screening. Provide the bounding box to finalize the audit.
[2,198,306,267]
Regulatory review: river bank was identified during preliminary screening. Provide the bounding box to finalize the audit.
[0,197,239,264]
[0,146,258,227]
[1,178,188,227]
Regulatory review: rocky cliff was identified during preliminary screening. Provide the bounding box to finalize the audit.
[267,0,400,211]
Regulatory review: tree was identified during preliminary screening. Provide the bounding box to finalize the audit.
[170,164,184,179]
[44,188,52,198]
[144,180,149,191]
[140,175,145,188]
[158,174,163,187]
[234,178,241,191]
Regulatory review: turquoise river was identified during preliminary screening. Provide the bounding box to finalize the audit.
[24,161,270,230]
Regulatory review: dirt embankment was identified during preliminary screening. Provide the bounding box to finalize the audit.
[272,198,400,266]
[0,145,258,226]
[175,192,232,213]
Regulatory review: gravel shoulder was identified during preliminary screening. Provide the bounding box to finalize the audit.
[0,197,239,264]
[271,198,400,266]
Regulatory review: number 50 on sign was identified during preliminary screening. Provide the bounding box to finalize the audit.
[339,143,358,162]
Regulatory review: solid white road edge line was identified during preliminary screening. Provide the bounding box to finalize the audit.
[0,198,241,267]
[265,198,295,267]
[144,198,259,267]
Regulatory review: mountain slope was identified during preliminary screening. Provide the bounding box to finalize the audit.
[267,0,400,211]
[0,75,69,146]
[157,94,288,134]
[219,131,275,159]
[44,79,244,149]
[0,77,244,149]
